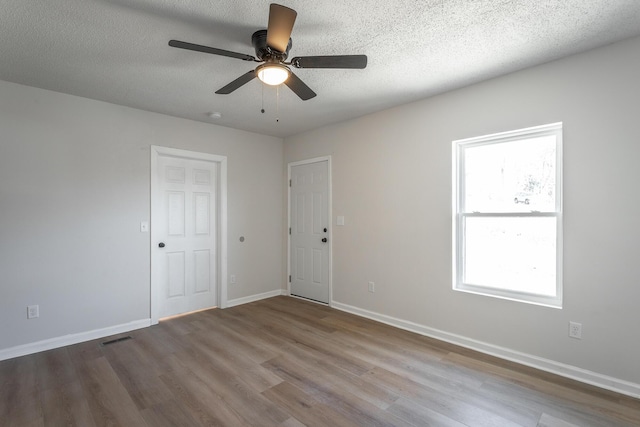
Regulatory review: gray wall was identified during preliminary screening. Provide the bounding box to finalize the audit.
[0,81,284,351]
[284,36,640,386]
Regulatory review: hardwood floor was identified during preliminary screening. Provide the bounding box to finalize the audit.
[1,296,639,426]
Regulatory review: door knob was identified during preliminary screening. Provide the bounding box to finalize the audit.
[158,242,165,248]
[324,228,327,232]
[322,238,327,243]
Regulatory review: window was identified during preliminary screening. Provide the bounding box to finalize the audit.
[453,123,562,307]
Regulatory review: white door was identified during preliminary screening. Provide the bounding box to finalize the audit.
[289,160,330,303]
[151,147,225,321]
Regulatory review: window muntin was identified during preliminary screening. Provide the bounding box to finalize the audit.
[453,123,562,307]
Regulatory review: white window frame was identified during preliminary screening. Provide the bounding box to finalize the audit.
[452,122,563,308]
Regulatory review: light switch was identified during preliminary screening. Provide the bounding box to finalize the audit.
[337,216,345,226]
[140,221,149,232]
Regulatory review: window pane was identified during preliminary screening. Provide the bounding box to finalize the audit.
[464,217,556,296]
[464,136,556,213]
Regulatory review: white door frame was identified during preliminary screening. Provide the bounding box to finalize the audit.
[150,145,228,324]
[287,156,332,305]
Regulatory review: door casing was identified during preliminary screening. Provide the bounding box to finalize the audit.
[150,145,228,324]
[287,156,332,305]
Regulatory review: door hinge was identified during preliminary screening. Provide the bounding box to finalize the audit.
[289,179,292,187]
[289,227,291,235]
[289,275,291,283]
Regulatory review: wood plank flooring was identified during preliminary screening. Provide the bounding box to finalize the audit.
[1,296,639,426]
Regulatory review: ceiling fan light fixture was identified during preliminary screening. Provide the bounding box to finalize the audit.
[256,63,290,86]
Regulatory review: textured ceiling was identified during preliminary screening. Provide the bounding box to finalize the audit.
[2,1,640,138]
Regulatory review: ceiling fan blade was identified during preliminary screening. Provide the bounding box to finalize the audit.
[266,4,297,53]
[215,71,257,94]
[169,40,256,62]
[284,72,316,101]
[291,55,367,69]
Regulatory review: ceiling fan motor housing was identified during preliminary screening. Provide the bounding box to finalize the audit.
[252,29,292,61]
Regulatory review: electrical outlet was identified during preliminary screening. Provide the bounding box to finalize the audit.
[27,305,39,319]
[230,274,236,284]
[569,321,582,339]
[368,281,375,293]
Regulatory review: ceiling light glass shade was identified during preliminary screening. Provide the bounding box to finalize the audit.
[256,63,290,86]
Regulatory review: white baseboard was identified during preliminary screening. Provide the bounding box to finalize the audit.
[227,289,286,308]
[0,290,286,361]
[331,300,640,399]
[0,319,151,362]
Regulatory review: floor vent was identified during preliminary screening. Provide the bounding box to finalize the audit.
[100,336,132,346]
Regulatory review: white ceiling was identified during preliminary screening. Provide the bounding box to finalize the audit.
[2,1,640,138]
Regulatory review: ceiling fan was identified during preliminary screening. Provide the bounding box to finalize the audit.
[168,3,367,101]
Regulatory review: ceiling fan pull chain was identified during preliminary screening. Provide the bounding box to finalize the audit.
[261,83,265,114]
[276,85,280,123]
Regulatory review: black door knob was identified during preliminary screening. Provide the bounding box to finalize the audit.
[158,242,165,248]
[324,228,327,232]
[322,238,327,243]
